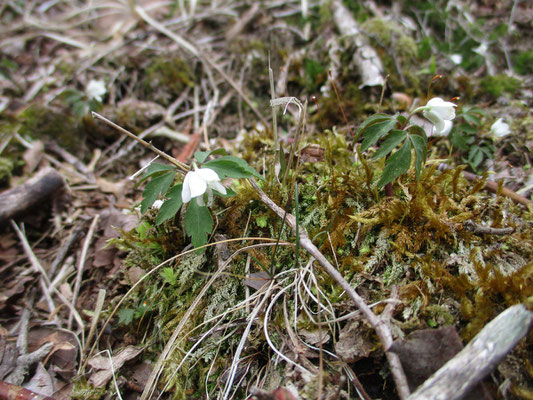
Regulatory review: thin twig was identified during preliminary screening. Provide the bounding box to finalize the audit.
[69,214,100,329]
[248,178,410,399]
[91,112,189,172]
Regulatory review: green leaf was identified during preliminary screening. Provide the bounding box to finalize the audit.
[409,134,427,178]
[372,130,407,160]
[160,267,178,286]
[140,171,176,213]
[141,163,176,180]
[185,201,213,251]
[118,308,135,325]
[194,148,228,163]
[360,117,398,152]
[378,140,412,188]
[204,156,263,180]
[463,113,481,126]
[156,184,183,225]
[256,216,268,228]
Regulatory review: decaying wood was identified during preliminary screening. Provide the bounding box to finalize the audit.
[408,303,533,400]
[0,167,65,226]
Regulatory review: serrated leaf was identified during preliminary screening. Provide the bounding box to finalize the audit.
[185,201,213,251]
[410,134,427,178]
[194,148,228,163]
[378,140,412,188]
[372,130,407,160]
[357,113,392,132]
[141,163,176,180]
[156,184,183,225]
[361,117,398,152]
[140,171,176,213]
[204,156,263,180]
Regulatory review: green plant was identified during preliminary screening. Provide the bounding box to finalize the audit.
[139,149,262,250]
[448,106,493,173]
[356,97,459,188]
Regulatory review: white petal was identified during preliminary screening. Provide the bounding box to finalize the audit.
[196,168,220,182]
[182,171,193,203]
[209,181,227,195]
[433,120,453,136]
[188,171,208,198]
[423,109,442,127]
[426,97,456,120]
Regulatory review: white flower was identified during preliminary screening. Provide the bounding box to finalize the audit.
[422,97,457,136]
[432,120,453,137]
[450,54,462,65]
[86,80,106,102]
[182,167,226,205]
[490,118,510,138]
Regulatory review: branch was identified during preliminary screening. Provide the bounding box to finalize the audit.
[248,178,410,399]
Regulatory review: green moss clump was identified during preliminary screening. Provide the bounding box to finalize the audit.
[17,105,85,154]
[480,74,522,98]
[143,56,195,104]
[512,50,533,75]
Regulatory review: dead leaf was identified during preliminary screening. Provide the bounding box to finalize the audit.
[88,346,143,387]
[334,320,372,362]
[298,329,330,346]
[25,363,53,397]
[244,271,271,291]
[95,177,127,197]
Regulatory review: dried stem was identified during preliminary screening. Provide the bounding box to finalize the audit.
[91,112,189,172]
[248,178,410,399]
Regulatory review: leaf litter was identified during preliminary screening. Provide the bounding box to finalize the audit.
[0,1,532,399]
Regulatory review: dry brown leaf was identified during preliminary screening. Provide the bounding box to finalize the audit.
[88,346,143,387]
[334,320,372,362]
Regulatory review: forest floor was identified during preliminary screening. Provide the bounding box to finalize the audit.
[0,1,532,399]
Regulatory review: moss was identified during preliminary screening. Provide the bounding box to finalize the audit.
[17,104,85,154]
[512,50,533,75]
[480,74,522,98]
[143,56,195,105]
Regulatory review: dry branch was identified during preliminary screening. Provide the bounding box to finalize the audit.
[408,303,533,400]
[248,178,410,399]
[0,167,64,226]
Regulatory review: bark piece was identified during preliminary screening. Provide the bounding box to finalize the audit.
[0,167,65,226]
[407,304,533,400]
[389,326,491,399]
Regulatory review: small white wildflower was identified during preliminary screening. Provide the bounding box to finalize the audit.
[86,80,106,102]
[152,200,164,209]
[450,54,463,65]
[490,118,510,138]
[421,97,457,135]
[182,166,226,206]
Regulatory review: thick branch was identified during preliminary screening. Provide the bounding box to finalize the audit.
[248,179,410,399]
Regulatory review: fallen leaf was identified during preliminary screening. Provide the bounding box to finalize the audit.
[88,346,143,387]
[334,320,372,362]
[25,363,53,396]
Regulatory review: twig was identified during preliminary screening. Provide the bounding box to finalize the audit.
[91,112,189,172]
[134,5,268,128]
[463,220,514,235]
[80,288,107,373]
[248,178,410,399]
[408,303,533,400]
[6,303,54,386]
[438,163,532,207]
[68,214,100,329]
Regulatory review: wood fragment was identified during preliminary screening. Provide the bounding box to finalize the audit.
[463,220,514,235]
[408,303,533,400]
[0,167,65,226]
